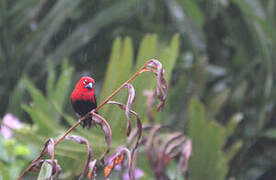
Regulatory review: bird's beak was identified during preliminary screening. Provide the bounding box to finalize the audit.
[85,82,93,89]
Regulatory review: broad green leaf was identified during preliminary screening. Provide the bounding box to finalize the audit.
[51,60,73,110]
[24,77,51,116]
[189,98,205,135]
[99,37,122,124]
[160,33,180,82]
[188,98,228,180]
[132,34,158,121]
[22,105,57,135]
[106,37,134,138]
[114,37,133,88]
[135,34,158,71]
[99,37,122,104]
[37,161,52,180]
[7,78,25,117]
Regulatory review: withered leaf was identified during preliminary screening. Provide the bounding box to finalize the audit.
[90,111,112,164]
[66,135,92,180]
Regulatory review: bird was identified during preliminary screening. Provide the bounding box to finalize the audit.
[71,76,97,128]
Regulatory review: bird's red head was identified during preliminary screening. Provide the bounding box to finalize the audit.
[75,76,95,90]
[71,76,96,103]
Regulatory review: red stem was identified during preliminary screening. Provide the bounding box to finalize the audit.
[18,62,152,180]
[17,152,46,180]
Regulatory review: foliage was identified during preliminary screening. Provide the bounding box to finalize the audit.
[0,0,276,179]
[13,34,179,179]
[0,137,34,180]
[189,99,227,180]
[0,0,142,116]
[164,1,276,179]
[100,34,179,139]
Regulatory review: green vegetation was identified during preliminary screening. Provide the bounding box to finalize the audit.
[1,0,276,179]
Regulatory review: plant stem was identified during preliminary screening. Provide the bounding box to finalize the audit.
[17,152,46,180]
[18,62,151,180]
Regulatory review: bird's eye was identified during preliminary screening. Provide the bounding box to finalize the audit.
[83,80,87,84]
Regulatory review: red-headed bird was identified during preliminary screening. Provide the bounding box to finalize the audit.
[71,76,97,128]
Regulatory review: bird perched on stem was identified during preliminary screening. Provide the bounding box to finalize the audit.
[71,76,97,128]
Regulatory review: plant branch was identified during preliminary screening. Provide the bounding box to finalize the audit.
[18,60,155,180]
[17,152,46,180]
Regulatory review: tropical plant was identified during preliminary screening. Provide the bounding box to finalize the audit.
[1,0,276,179]
[14,34,180,179]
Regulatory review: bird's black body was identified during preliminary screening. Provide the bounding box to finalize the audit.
[71,99,97,128]
[72,100,97,117]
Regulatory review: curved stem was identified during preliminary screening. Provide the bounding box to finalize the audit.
[17,152,46,180]
[18,62,152,180]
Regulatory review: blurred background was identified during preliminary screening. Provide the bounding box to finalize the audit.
[0,0,276,179]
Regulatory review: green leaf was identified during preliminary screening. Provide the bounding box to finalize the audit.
[51,60,73,110]
[160,33,180,84]
[7,78,25,117]
[3,139,16,159]
[13,126,45,147]
[46,61,56,99]
[135,34,158,71]
[132,34,158,120]
[24,76,50,116]
[47,0,141,68]
[0,161,10,180]
[14,144,31,156]
[99,37,122,113]
[37,161,53,180]
[207,88,230,117]
[104,37,134,139]
[22,105,57,135]
[178,0,204,27]
[188,98,228,180]
[165,0,204,52]
[100,34,180,137]
[225,140,243,162]
[10,0,46,33]
[225,113,243,137]
[20,0,81,70]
